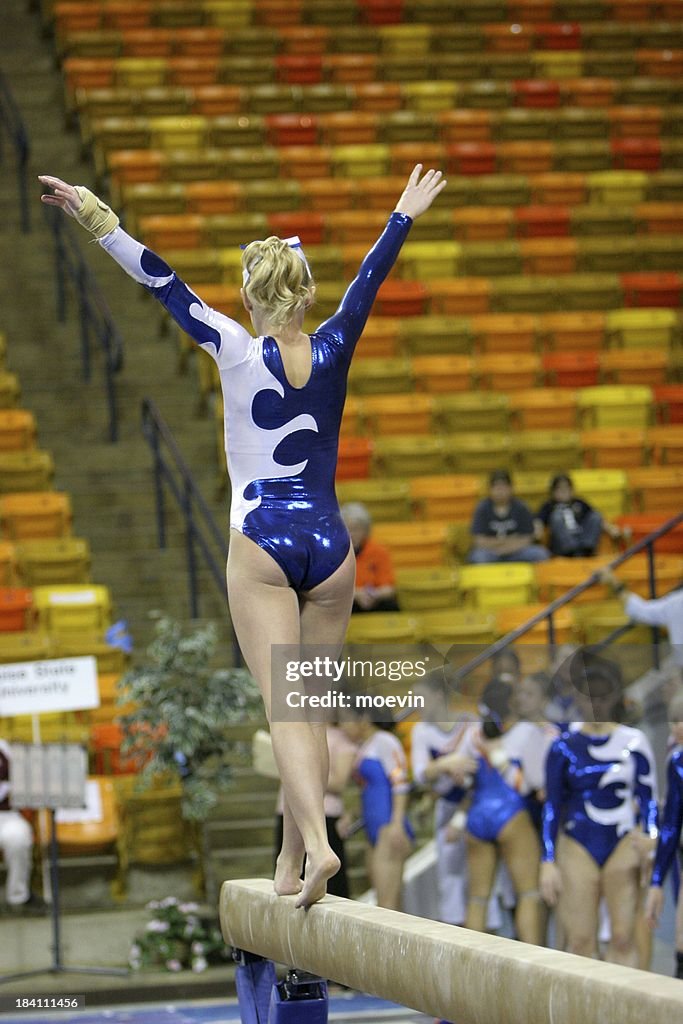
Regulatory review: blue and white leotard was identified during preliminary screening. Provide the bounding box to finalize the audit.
[542,725,659,868]
[99,212,412,590]
[354,730,414,847]
[651,747,683,888]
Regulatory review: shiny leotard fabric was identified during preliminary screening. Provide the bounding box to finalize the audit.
[542,725,659,868]
[99,213,412,590]
[651,747,683,887]
[354,730,414,847]
[460,725,527,843]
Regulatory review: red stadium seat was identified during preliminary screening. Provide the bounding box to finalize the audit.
[336,437,373,480]
[621,272,683,308]
[446,143,497,175]
[544,351,600,388]
[265,114,319,146]
[654,385,683,424]
[515,205,571,238]
[513,80,561,109]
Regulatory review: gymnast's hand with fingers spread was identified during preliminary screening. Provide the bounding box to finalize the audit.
[38,175,120,238]
[394,164,447,221]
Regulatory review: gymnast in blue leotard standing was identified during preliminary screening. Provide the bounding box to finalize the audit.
[39,166,446,907]
[540,653,658,966]
[645,690,683,979]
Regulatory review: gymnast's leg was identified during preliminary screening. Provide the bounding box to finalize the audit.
[556,835,600,958]
[497,811,542,946]
[227,531,347,906]
[464,834,498,933]
[601,833,640,967]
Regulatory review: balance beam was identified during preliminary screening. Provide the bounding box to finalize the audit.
[220,878,683,1024]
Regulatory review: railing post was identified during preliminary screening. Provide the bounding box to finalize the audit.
[184,480,200,620]
[646,539,661,670]
[147,416,167,551]
[104,326,118,443]
[78,263,91,382]
[53,213,68,323]
[547,610,556,651]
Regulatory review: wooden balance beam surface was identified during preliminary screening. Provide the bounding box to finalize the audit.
[220,878,683,1024]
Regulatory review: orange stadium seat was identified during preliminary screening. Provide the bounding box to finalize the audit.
[496,603,575,646]
[336,436,373,480]
[581,427,648,469]
[616,515,683,554]
[430,278,491,315]
[535,557,611,605]
[452,207,514,242]
[600,349,668,387]
[0,493,72,540]
[476,352,541,390]
[509,389,578,430]
[0,588,34,632]
[544,351,600,388]
[371,521,452,569]
[471,313,537,352]
[361,393,434,435]
[627,466,683,514]
[411,355,473,394]
[409,474,482,521]
[649,425,683,465]
[541,312,606,350]
[654,384,683,424]
[0,410,37,451]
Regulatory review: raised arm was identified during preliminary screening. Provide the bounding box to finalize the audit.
[38,175,250,367]
[316,165,447,354]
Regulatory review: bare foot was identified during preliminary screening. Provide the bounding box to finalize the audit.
[295,850,340,909]
[274,856,303,897]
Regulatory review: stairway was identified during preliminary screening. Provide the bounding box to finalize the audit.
[0,0,232,655]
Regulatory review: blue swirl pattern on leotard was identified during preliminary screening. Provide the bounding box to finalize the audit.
[100,213,412,589]
[542,726,658,867]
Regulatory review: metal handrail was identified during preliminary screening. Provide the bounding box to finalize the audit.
[44,205,124,441]
[451,509,683,685]
[141,397,241,666]
[0,70,31,232]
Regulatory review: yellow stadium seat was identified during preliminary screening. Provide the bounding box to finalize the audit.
[495,604,575,646]
[0,451,54,492]
[361,393,434,435]
[0,492,72,540]
[509,389,578,430]
[372,521,452,568]
[373,436,447,477]
[345,611,420,646]
[0,630,52,663]
[411,355,473,394]
[0,372,20,408]
[332,144,391,178]
[570,468,629,519]
[574,600,652,649]
[627,465,683,514]
[115,58,168,89]
[149,114,208,150]
[433,393,510,433]
[577,385,653,428]
[0,541,17,586]
[588,171,648,205]
[445,432,514,474]
[535,557,611,605]
[514,430,582,471]
[335,478,412,522]
[513,470,553,509]
[409,474,483,521]
[395,566,460,612]
[15,538,91,586]
[417,608,498,647]
[348,357,413,396]
[458,563,537,611]
[402,81,459,112]
[400,241,461,279]
[580,428,648,469]
[33,584,112,635]
[399,316,473,356]
[606,309,679,349]
[51,633,127,675]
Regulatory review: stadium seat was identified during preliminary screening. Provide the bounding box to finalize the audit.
[654,384,683,424]
[375,280,429,317]
[0,451,54,493]
[570,468,628,519]
[345,611,420,646]
[417,608,498,647]
[621,272,683,308]
[335,478,412,521]
[452,207,514,242]
[434,392,510,433]
[33,584,112,635]
[649,425,683,465]
[51,634,127,675]
[458,563,537,611]
[15,537,91,585]
[0,629,51,663]
[514,429,582,471]
[444,432,513,473]
[535,557,611,604]
[627,465,683,515]
[56,777,120,862]
[495,603,575,647]
[336,436,373,480]
[373,519,455,569]
[395,566,460,612]
[580,427,648,469]
[0,541,16,586]
[600,348,668,387]
[399,315,473,356]
[0,588,33,632]
[361,393,434,435]
[606,308,679,348]
[373,435,446,477]
[509,389,578,430]
[412,355,473,394]
[348,357,413,395]
[409,474,483,521]
[544,351,600,388]
[471,313,538,352]
[577,385,653,428]
[541,311,606,350]
[0,492,72,540]
[476,352,541,390]
[0,410,37,451]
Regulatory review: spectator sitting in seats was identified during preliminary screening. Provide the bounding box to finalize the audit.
[468,470,550,565]
[0,740,46,915]
[341,502,399,613]
[534,474,627,558]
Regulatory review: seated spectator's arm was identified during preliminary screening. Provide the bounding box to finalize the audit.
[497,533,535,554]
[471,533,505,551]
[533,518,546,543]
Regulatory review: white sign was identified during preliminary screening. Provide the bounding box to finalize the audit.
[0,657,100,716]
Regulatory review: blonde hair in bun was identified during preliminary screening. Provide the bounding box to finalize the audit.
[241,236,314,329]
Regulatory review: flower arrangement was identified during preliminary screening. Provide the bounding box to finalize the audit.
[129,897,231,973]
